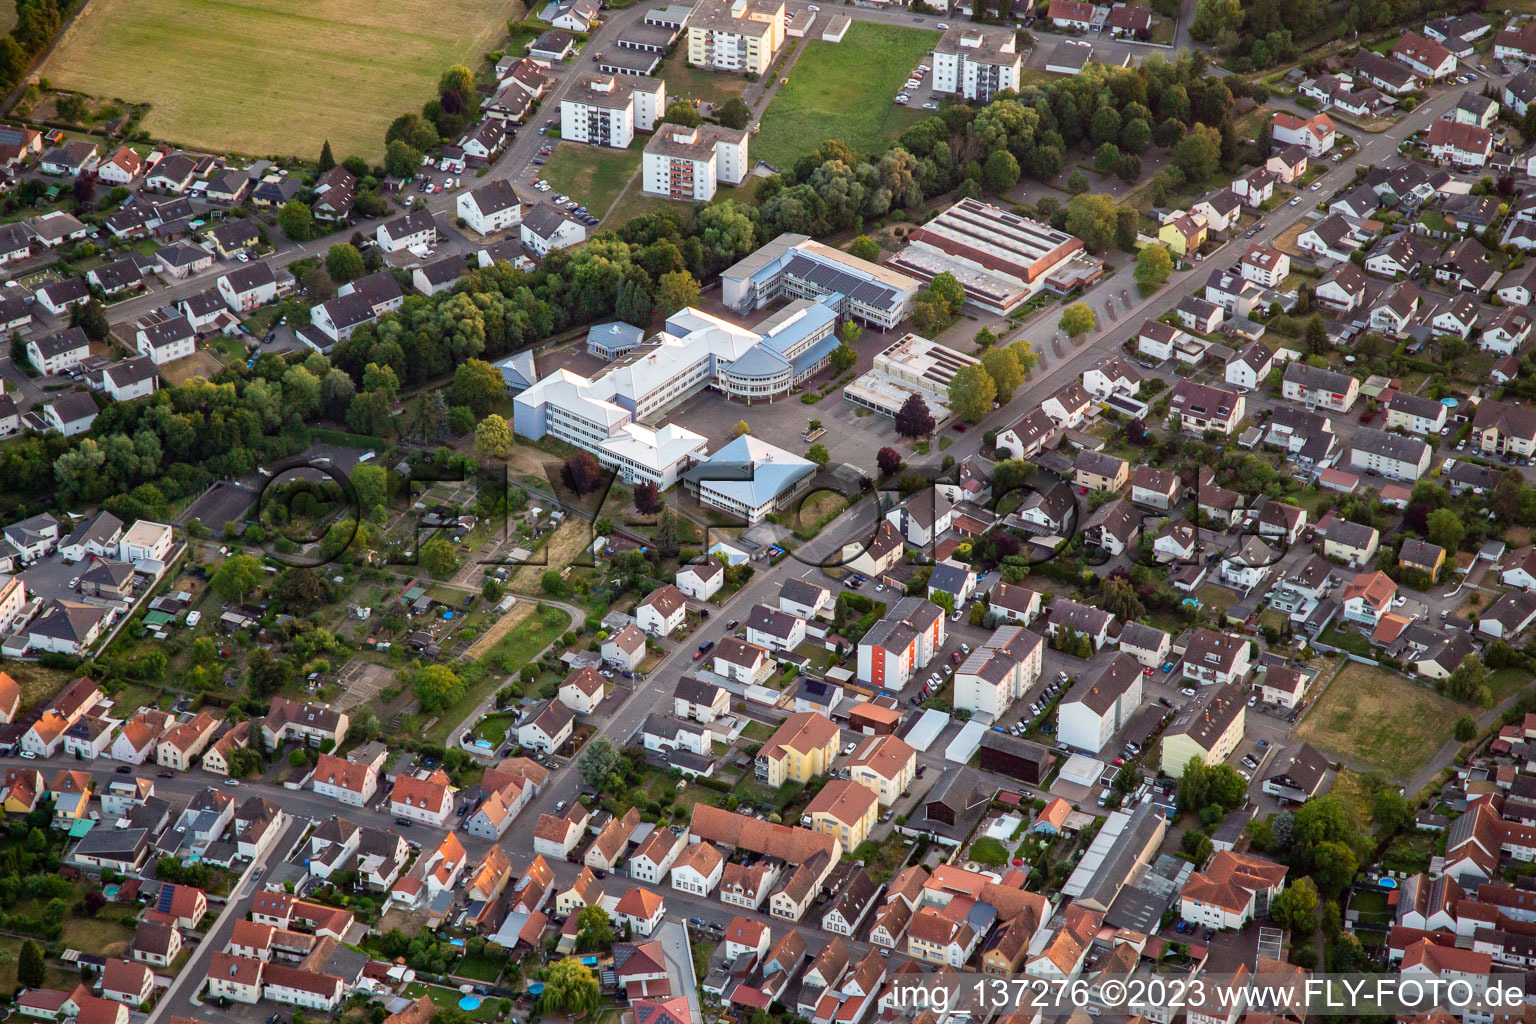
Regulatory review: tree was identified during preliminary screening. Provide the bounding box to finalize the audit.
[894,393,935,439]
[1427,507,1466,552]
[1455,715,1478,741]
[830,341,857,373]
[540,960,600,1017]
[385,139,424,178]
[420,537,460,579]
[412,664,466,715]
[1270,876,1319,934]
[1135,244,1173,296]
[565,452,603,495]
[877,447,903,476]
[1059,302,1097,338]
[948,363,997,424]
[1304,314,1330,356]
[18,940,43,988]
[983,149,1020,192]
[980,346,1022,402]
[807,444,830,465]
[1065,194,1120,253]
[1371,788,1416,835]
[1446,656,1491,706]
[211,555,264,603]
[1099,577,1145,620]
[716,97,752,130]
[657,270,702,314]
[1172,124,1222,182]
[325,243,365,283]
[70,298,111,342]
[634,481,663,515]
[732,420,751,437]
[475,414,512,459]
[840,318,863,346]
[277,200,314,242]
[482,578,505,603]
[273,567,326,610]
[318,140,336,173]
[1122,118,1152,153]
[661,99,702,128]
[848,235,880,262]
[1066,170,1089,194]
[579,737,623,789]
[1312,839,1358,895]
[451,359,504,416]
[575,905,614,952]
[1093,142,1121,176]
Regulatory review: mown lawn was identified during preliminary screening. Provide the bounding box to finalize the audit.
[659,48,750,109]
[424,604,572,743]
[1296,663,1462,779]
[753,21,940,169]
[43,0,516,158]
[539,138,644,218]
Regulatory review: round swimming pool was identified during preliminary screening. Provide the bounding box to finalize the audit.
[459,997,481,1011]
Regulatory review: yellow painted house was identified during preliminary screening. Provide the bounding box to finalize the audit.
[1158,214,1206,257]
[805,779,879,848]
[756,711,840,787]
[1398,538,1446,583]
[1160,684,1245,777]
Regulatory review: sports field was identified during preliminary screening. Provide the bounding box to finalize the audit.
[42,0,515,160]
[752,21,939,170]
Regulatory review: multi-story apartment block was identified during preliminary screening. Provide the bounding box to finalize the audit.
[755,711,840,787]
[686,0,785,74]
[559,75,664,148]
[643,123,749,201]
[953,625,1044,722]
[932,25,1022,101]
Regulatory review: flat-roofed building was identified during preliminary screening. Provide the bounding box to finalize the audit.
[643,123,749,201]
[843,333,980,420]
[932,25,1022,101]
[514,299,844,486]
[560,74,664,148]
[887,198,1098,314]
[686,0,786,74]
[721,233,922,329]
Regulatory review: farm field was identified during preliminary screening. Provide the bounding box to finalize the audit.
[539,139,643,219]
[42,0,515,159]
[752,22,939,169]
[1295,662,1461,779]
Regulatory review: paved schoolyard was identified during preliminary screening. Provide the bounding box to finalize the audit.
[178,481,257,531]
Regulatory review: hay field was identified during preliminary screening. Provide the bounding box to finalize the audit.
[1295,662,1461,780]
[42,0,514,159]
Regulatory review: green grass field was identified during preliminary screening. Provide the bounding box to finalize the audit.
[753,22,939,169]
[539,138,643,219]
[1296,663,1462,780]
[43,0,517,159]
[659,48,750,110]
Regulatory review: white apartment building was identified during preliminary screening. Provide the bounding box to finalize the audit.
[1057,654,1143,753]
[933,24,1022,101]
[560,74,664,148]
[643,123,749,201]
[457,179,524,235]
[686,0,785,74]
[953,625,1044,722]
